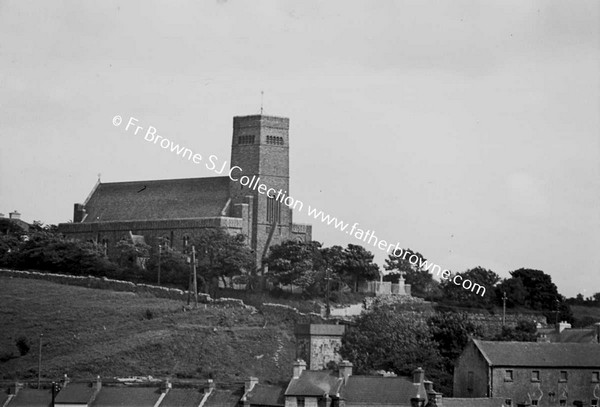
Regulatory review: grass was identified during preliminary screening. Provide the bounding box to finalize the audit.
[0,277,299,385]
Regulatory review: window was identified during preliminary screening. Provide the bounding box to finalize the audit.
[467,371,474,391]
[591,400,598,406]
[504,399,512,406]
[266,196,281,224]
[504,370,513,382]
[297,398,305,407]
[559,400,566,406]
[531,370,540,382]
[593,371,600,382]
[182,235,190,248]
[238,135,255,145]
[531,401,538,406]
[266,135,284,145]
[560,371,568,382]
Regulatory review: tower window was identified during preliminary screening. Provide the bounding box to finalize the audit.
[266,135,284,145]
[238,135,255,145]
[267,196,281,224]
[560,371,568,382]
[592,371,599,382]
[531,370,540,382]
[504,370,513,382]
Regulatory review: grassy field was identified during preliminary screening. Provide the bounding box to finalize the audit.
[0,277,300,385]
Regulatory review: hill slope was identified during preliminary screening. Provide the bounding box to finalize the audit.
[0,277,299,384]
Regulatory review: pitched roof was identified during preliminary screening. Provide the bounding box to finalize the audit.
[91,386,162,406]
[341,376,422,405]
[286,371,343,397]
[81,177,230,222]
[54,382,96,404]
[473,339,600,367]
[9,388,51,407]
[204,388,244,407]
[443,398,506,407]
[159,388,206,407]
[246,384,285,406]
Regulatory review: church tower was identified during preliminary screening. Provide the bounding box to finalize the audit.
[229,115,292,264]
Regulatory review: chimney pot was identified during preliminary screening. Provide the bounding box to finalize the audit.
[245,377,258,393]
[338,360,353,384]
[412,367,425,384]
[9,211,21,220]
[204,379,215,394]
[293,359,307,379]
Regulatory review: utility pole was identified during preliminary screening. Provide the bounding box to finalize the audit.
[192,245,198,307]
[502,291,507,327]
[157,243,162,286]
[37,333,43,389]
[325,267,331,319]
[555,298,560,325]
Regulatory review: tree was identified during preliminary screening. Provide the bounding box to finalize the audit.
[266,240,323,290]
[494,320,537,342]
[341,244,379,292]
[193,229,256,290]
[442,267,500,308]
[145,245,189,288]
[340,305,442,378]
[114,239,150,269]
[495,277,527,308]
[384,248,438,298]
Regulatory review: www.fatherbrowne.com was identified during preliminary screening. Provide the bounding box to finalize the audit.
[112,115,486,297]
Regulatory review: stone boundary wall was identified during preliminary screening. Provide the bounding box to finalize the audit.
[0,268,211,303]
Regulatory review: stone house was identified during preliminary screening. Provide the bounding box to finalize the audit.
[453,339,600,406]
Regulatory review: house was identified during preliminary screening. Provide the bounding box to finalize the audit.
[453,339,600,406]
[284,359,441,407]
[0,211,30,236]
[537,322,600,344]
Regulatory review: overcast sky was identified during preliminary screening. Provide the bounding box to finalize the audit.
[1,0,598,297]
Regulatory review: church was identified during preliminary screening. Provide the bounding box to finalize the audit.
[58,114,312,266]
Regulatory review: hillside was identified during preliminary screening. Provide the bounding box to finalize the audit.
[0,277,302,385]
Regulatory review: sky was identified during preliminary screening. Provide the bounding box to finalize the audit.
[0,0,598,297]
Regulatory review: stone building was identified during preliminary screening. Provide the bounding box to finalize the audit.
[295,324,346,371]
[453,339,600,406]
[58,114,312,266]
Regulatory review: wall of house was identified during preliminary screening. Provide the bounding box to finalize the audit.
[453,341,490,398]
[491,367,600,406]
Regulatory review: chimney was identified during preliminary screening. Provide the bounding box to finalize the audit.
[160,380,171,394]
[412,367,425,384]
[93,376,102,392]
[204,379,215,395]
[245,377,258,393]
[73,204,86,223]
[338,360,353,385]
[9,210,21,220]
[293,359,307,379]
[427,391,443,407]
[63,374,71,387]
[423,380,433,392]
[556,321,571,333]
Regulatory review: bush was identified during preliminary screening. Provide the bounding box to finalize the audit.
[15,336,30,356]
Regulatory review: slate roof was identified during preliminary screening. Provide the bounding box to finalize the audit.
[541,328,599,343]
[91,386,162,406]
[341,376,422,405]
[8,388,51,407]
[159,388,206,407]
[81,177,230,222]
[473,339,600,367]
[54,382,96,404]
[204,387,245,407]
[443,398,506,407]
[285,371,343,397]
[246,384,286,406]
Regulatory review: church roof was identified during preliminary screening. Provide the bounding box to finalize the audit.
[81,177,230,222]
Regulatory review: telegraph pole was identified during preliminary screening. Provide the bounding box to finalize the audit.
[502,291,507,327]
[325,267,331,319]
[157,243,162,286]
[37,333,43,389]
[192,245,198,307]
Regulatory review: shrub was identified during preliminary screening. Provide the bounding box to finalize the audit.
[15,336,30,356]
